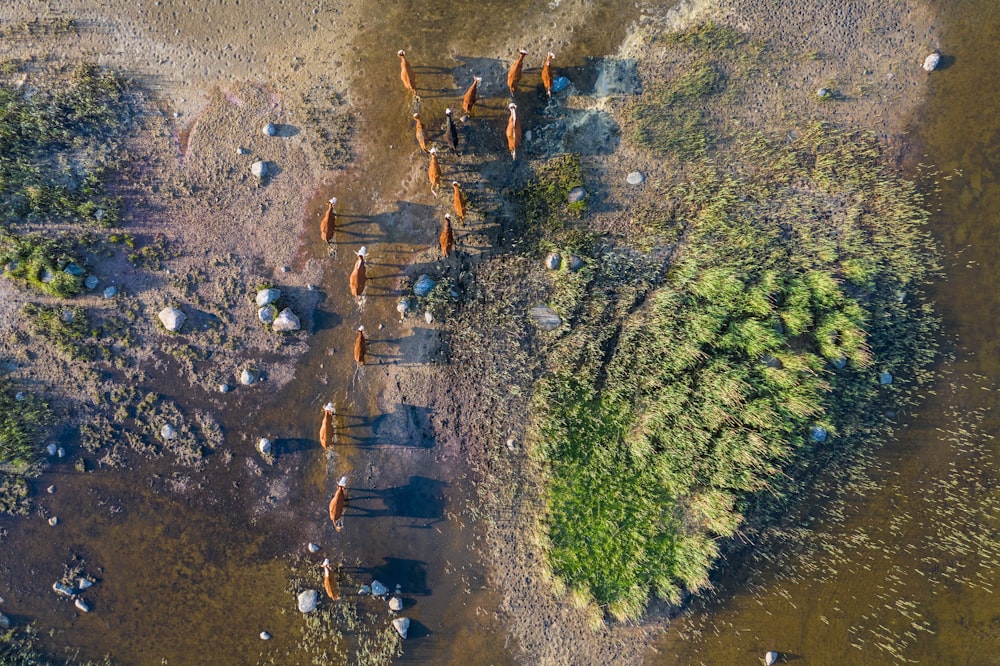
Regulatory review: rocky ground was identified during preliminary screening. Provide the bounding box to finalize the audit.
[0,0,938,663]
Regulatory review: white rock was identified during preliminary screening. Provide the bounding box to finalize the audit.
[389,596,403,612]
[251,160,268,179]
[77,578,94,590]
[257,438,272,455]
[74,598,90,613]
[626,171,645,185]
[545,252,561,270]
[307,543,321,553]
[272,308,301,332]
[260,631,271,640]
[240,369,255,385]
[297,589,319,613]
[424,310,434,324]
[48,517,58,526]
[46,443,58,456]
[158,307,186,332]
[371,580,389,597]
[923,52,941,72]
[258,305,278,324]
[397,297,414,316]
[263,123,277,136]
[392,617,410,639]
[52,581,74,596]
[256,288,281,307]
[160,423,177,440]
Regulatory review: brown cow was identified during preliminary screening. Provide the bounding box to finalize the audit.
[451,181,465,223]
[319,402,335,450]
[321,558,341,601]
[541,52,555,97]
[320,197,337,243]
[428,147,442,196]
[349,247,368,299]
[462,76,482,118]
[506,103,522,160]
[329,475,348,531]
[412,113,428,152]
[397,50,417,95]
[354,326,367,366]
[507,49,527,97]
[440,214,455,257]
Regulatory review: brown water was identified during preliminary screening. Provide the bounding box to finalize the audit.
[0,1,639,664]
[650,1,1000,664]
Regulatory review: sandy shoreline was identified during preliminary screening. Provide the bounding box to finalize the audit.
[0,0,938,663]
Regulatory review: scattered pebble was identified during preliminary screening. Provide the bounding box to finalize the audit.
[74,598,90,613]
[392,617,410,639]
[237,146,249,155]
[280,265,291,273]
[817,87,830,98]
[397,297,414,316]
[218,383,230,393]
[378,323,384,330]
[240,369,256,385]
[297,589,319,613]
[626,171,645,185]
[260,631,271,640]
[102,286,117,299]
[307,543,321,553]
[57,447,65,458]
[251,160,268,180]
[257,438,272,455]
[84,275,99,290]
[307,283,317,291]
[48,516,58,526]
[263,122,277,136]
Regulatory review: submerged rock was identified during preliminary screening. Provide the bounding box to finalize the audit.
[413,274,436,298]
[528,305,562,331]
[272,308,301,332]
[158,307,186,332]
[297,589,319,613]
[392,617,410,639]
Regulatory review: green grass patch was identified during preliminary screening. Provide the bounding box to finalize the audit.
[510,154,586,250]
[0,232,84,297]
[531,124,939,619]
[0,378,52,472]
[20,303,96,361]
[629,63,724,160]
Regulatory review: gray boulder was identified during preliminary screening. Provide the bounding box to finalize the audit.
[251,160,268,180]
[272,308,301,332]
[389,596,403,612]
[626,171,645,186]
[545,252,561,270]
[923,52,941,72]
[84,275,99,290]
[240,368,256,385]
[103,286,117,299]
[158,307,186,332]
[413,274,436,298]
[297,589,319,613]
[256,288,281,307]
[371,580,389,597]
[392,617,410,639]
[160,424,177,440]
[529,305,562,331]
[567,187,586,203]
[258,305,278,324]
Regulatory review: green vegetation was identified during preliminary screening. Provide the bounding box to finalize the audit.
[530,119,938,619]
[510,154,587,251]
[0,378,51,472]
[630,63,723,160]
[0,233,84,297]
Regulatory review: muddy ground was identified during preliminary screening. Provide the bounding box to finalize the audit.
[0,0,938,664]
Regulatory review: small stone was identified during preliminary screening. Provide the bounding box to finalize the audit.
[260,631,271,640]
[817,87,830,98]
[358,585,371,595]
[263,123,277,136]
[832,356,847,370]
[64,263,85,277]
[567,187,586,203]
[810,426,828,443]
[371,580,388,597]
[15,391,24,400]
[307,284,317,291]
[257,438,272,455]
[77,578,94,590]
[158,307,186,332]
[74,598,90,613]
[389,596,403,612]
[528,305,562,331]
[392,617,410,639]
[424,310,434,324]
[923,52,941,72]
[551,76,570,93]
[879,372,893,385]
[307,543,321,553]
[280,266,291,273]
[218,383,230,393]
[568,255,584,272]
[272,308,301,332]
[256,288,281,307]
[237,146,249,155]
[626,171,644,186]
[46,443,57,456]
[57,447,65,458]
[52,581,74,596]
[297,589,319,613]
[258,305,278,324]
[0,613,10,629]
[506,437,517,451]
[240,369,255,385]
[545,252,561,270]
[103,286,117,299]
[413,274,436,298]
[84,275,99,290]
[251,160,268,179]
[40,269,54,283]
[60,309,75,323]
[397,297,414,316]
[48,516,58,526]
[160,423,177,440]
[47,485,56,494]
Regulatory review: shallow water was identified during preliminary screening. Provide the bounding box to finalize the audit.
[650,1,1000,663]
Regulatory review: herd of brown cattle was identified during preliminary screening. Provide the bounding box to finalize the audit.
[318,49,557,539]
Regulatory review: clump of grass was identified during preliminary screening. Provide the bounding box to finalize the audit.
[659,21,747,52]
[509,154,586,251]
[20,303,94,361]
[0,378,51,472]
[0,232,84,297]
[531,124,939,620]
[629,63,723,160]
